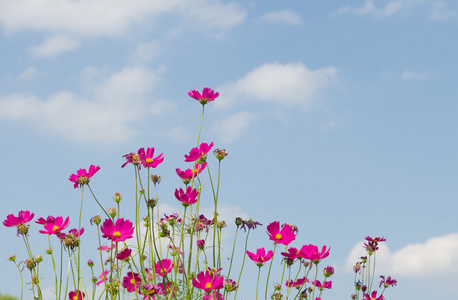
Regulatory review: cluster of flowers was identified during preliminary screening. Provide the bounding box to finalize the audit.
[351,237,397,300]
[3,87,395,300]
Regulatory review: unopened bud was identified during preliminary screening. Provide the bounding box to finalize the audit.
[35,254,42,263]
[91,215,101,225]
[235,217,243,227]
[108,208,117,218]
[87,259,94,267]
[9,255,16,262]
[113,192,122,203]
[151,175,161,184]
[46,248,53,255]
[148,198,157,209]
[213,148,228,161]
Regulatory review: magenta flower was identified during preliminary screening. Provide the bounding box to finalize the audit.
[184,142,214,162]
[121,152,141,168]
[363,291,384,300]
[100,218,134,243]
[68,290,85,300]
[69,165,100,188]
[246,247,274,267]
[3,210,34,227]
[176,163,207,183]
[175,186,199,207]
[312,280,332,289]
[116,248,132,261]
[188,87,220,105]
[379,276,397,288]
[138,147,164,168]
[281,247,302,260]
[122,272,142,293]
[157,282,177,297]
[141,283,162,299]
[155,259,173,277]
[285,277,308,288]
[39,216,70,235]
[192,270,224,292]
[266,221,296,245]
[96,270,108,286]
[365,236,386,243]
[300,244,330,263]
[35,215,56,225]
[324,266,335,277]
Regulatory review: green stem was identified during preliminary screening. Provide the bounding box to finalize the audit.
[265,246,277,300]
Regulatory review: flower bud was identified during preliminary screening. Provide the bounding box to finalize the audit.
[9,255,16,262]
[87,259,94,267]
[324,266,334,277]
[361,285,367,292]
[113,192,122,203]
[46,248,53,255]
[151,175,161,184]
[213,148,228,161]
[108,208,117,218]
[26,258,36,270]
[148,198,157,209]
[196,239,205,250]
[91,215,101,225]
[35,254,43,263]
[274,283,282,291]
[139,189,145,195]
[92,276,97,283]
[235,217,243,227]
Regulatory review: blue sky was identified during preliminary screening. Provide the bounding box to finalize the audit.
[1,0,458,299]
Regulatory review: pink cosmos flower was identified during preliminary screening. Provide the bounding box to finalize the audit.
[39,216,70,235]
[281,247,302,260]
[176,163,207,183]
[141,283,161,299]
[116,248,132,261]
[100,218,134,243]
[175,186,199,207]
[68,290,85,300]
[157,282,176,297]
[122,272,142,292]
[3,210,34,228]
[155,259,173,277]
[192,270,224,292]
[363,291,384,300]
[35,215,55,225]
[98,243,116,252]
[138,147,164,168]
[246,247,274,267]
[69,165,100,188]
[300,244,330,263]
[312,280,332,289]
[285,277,308,288]
[184,142,214,162]
[365,236,386,243]
[379,276,397,288]
[188,87,220,105]
[266,221,296,245]
[121,152,141,168]
[96,270,109,286]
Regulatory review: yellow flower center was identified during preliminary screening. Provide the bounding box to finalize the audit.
[52,225,60,231]
[275,233,282,240]
[130,278,136,284]
[73,296,78,300]
[205,282,213,290]
[113,231,121,238]
[162,268,167,273]
[146,158,153,163]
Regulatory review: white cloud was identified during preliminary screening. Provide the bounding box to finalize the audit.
[32,34,80,57]
[215,62,337,110]
[0,67,161,145]
[130,40,163,64]
[261,9,303,26]
[401,70,429,80]
[149,99,177,116]
[429,2,458,21]
[345,233,458,276]
[332,0,427,18]
[211,111,257,143]
[0,0,246,38]
[160,126,193,141]
[16,66,37,81]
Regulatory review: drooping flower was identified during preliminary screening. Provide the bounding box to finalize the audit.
[299,244,330,263]
[100,218,134,243]
[364,236,386,255]
[121,152,141,168]
[188,87,220,105]
[174,186,199,207]
[39,216,70,235]
[266,221,296,245]
[312,280,332,289]
[176,163,207,184]
[365,236,386,243]
[246,247,274,267]
[138,147,164,168]
[192,270,224,292]
[240,219,262,232]
[155,259,173,277]
[116,248,132,261]
[69,165,100,188]
[122,272,142,293]
[363,290,385,300]
[96,270,109,286]
[285,277,308,288]
[68,290,85,300]
[379,276,397,288]
[184,142,214,162]
[3,210,35,227]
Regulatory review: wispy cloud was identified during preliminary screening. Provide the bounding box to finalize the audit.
[345,233,458,275]
[211,111,257,143]
[0,67,161,145]
[332,0,428,18]
[31,34,80,57]
[261,9,303,26]
[215,62,337,110]
[16,66,37,81]
[429,2,458,21]
[401,70,429,80]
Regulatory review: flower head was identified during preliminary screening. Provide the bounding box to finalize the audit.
[324,265,335,277]
[69,165,100,188]
[141,283,162,299]
[175,186,199,207]
[363,290,384,300]
[246,247,274,267]
[281,247,302,261]
[121,152,141,168]
[3,210,34,228]
[240,219,262,232]
[188,87,219,105]
[266,221,296,245]
[223,279,238,292]
[155,259,173,277]
[379,276,397,288]
[192,270,224,292]
[122,272,142,293]
[285,277,308,288]
[100,218,134,243]
[138,147,164,168]
[312,280,332,289]
[68,290,85,300]
[39,216,70,235]
[299,244,330,263]
[116,248,132,261]
[176,163,207,184]
[185,142,214,163]
[96,270,108,286]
